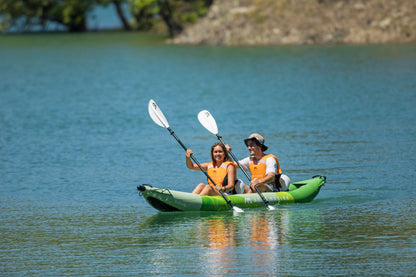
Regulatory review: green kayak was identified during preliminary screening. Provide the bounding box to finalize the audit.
[137,175,326,212]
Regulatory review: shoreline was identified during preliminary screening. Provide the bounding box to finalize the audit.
[171,0,416,46]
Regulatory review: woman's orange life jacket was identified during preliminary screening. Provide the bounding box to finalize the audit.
[207,161,235,187]
[249,154,282,181]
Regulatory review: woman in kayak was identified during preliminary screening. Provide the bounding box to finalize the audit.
[186,142,237,196]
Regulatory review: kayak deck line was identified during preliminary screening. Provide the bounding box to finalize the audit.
[138,176,326,212]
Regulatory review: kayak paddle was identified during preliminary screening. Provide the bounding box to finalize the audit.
[148,99,244,213]
[197,110,276,211]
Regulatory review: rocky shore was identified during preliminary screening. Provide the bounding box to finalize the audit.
[171,0,416,45]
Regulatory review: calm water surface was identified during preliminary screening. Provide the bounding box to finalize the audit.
[1,33,415,276]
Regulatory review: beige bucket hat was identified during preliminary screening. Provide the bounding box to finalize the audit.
[244,133,268,151]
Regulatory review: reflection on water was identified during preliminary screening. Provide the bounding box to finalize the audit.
[138,208,323,275]
[245,212,281,274]
[199,215,236,275]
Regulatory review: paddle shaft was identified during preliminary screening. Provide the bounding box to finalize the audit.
[166,127,236,208]
[216,134,273,206]
[217,135,251,181]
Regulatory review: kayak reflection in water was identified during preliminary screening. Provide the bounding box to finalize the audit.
[186,143,239,196]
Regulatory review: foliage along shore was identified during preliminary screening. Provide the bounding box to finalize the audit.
[1,0,415,46]
[171,0,416,45]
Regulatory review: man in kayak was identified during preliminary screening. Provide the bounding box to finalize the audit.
[186,142,238,196]
[233,133,290,193]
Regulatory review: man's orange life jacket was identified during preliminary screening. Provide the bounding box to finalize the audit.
[249,154,282,181]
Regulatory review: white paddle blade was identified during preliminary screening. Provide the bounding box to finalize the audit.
[148,99,169,128]
[267,205,276,211]
[233,206,244,213]
[198,110,218,135]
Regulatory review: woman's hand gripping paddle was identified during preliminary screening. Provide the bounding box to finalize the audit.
[148,100,244,213]
[197,110,276,211]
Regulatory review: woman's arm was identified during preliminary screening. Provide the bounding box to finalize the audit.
[186,149,207,171]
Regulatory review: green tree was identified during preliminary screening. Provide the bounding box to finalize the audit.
[129,0,158,31]
[0,0,95,32]
[129,0,212,37]
[0,0,213,34]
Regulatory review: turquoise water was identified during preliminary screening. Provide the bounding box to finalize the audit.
[1,33,415,276]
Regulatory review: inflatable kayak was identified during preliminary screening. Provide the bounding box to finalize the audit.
[137,175,326,212]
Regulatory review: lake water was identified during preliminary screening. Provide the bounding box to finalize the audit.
[1,33,415,276]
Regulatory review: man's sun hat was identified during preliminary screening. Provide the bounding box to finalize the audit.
[244,133,268,151]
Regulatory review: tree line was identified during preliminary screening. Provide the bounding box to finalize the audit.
[0,0,213,36]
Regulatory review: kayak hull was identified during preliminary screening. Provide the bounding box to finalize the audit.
[138,176,326,212]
